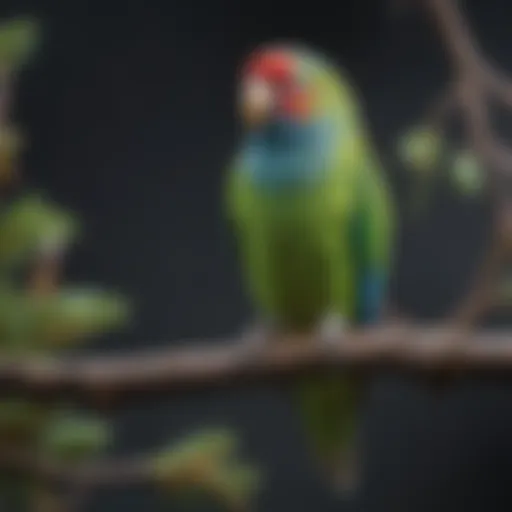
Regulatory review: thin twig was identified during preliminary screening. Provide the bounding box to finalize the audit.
[0,448,152,489]
[427,85,460,129]
[414,0,512,326]
[451,202,511,325]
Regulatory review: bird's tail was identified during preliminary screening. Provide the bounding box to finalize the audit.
[293,372,364,497]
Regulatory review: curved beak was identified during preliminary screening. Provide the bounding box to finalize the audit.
[240,78,274,126]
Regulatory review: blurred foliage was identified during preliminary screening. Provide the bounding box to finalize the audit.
[39,410,110,462]
[397,124,444,216]
[0,17,40,72]
[0,15,259,512]
[397,123,486,215]
[397,125,443,174]
[154,429,261,511]
[22,286,130,350]
[0,398,46,444]
[0,192,80,268]
[449,149,486,197]
[0,18,120,488]
[0,125,23,183]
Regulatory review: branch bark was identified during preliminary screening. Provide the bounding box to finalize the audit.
[0,325,509,407]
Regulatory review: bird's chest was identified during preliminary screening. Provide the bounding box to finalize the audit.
[246,189,333,317]
[242,146,334,275]
[244,144,328,191]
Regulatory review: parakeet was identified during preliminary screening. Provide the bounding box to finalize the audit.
[225,43,394,492]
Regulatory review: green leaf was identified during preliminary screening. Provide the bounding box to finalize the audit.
[0,17,41,71]
[0,290,40,351]
[170,464,261,512]
[450,149,486,197]
[397,125,443,174]
[154,428,260,511]
[0,193,80,267]
[0,286,129,352]
[26,287,130,348]
[209,463,261,510]
[39,411,110,462]
[154,428,239,476]
[170,428,240,461]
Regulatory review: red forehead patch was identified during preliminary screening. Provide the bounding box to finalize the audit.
[244,49,295,83]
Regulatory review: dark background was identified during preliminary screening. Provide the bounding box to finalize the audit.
[1,0,511,510]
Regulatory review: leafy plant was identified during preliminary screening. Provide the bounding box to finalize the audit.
[397,123,486,216]
[0,15,260,512]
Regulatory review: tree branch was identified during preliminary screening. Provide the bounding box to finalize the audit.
[411,0,512,326]
[422,0,512,182]
[425,84,460,129]
[0,1,506,413]
[0,448,152,489]
[0,443,258,512]
[0,325,509,407]
[451,201,512,325]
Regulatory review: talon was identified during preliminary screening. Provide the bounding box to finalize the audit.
[317,312,348,346]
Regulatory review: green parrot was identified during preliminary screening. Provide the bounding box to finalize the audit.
[224,43,394,492]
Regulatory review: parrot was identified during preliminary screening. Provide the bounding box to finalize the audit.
[224,42,395,492]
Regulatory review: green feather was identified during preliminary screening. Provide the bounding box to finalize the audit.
[226,44,394,492]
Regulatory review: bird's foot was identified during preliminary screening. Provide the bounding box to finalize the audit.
[316,312,348,349]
